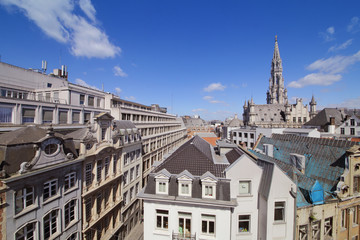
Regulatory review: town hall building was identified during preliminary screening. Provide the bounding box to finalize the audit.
[243,36,317,128]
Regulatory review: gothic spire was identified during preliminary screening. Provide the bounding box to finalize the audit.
[273,35,281,61]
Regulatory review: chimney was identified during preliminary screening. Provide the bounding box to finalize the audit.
[290,153,305,174]
[328,117,335,133]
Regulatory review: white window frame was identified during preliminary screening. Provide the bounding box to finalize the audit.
[15,221,37,240]
[43,209,60,239]
[201,176,217,199]
[156,209,169,230]
[274,201,286,222]
[238,214,251,233]
[64,199,77,228]
[15,186,34,214]
[238,180,251,195]
[201,214,215,235]
[64,172,76,192]
[43,179,58,201]
[157,181,168,194]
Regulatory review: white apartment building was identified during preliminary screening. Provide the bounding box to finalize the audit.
[139,136,295,240]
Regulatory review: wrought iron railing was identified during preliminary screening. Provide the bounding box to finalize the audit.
[172,231,196,240]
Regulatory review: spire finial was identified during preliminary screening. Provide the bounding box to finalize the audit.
[275,35,277,42]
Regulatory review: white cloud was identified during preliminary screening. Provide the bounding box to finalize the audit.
[327,96,360,109]
[192,108,208,113]
[115,87,122,95]
[320,26,335,41]
[203,83,226,92]
[307,50,360,74]
[328,39,353,52]
[347,17,360,33]
[203,96,213,100]
[113,66,128,77]
[79,0,96,22]
[75,78,99,90]
[288,73,342,88]
[0,0,120,58]
[289,50,360,88]
[125,96,136,101]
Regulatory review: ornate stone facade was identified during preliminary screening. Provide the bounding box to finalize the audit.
[243,37,317,128]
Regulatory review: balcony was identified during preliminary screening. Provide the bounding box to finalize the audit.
[172,231,196,240]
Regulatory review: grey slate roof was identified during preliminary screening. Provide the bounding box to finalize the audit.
[0,126,64,145]
[155,136,228,177]
[251,104,286,123]
[304,108,345,127]
[225,148,245,165]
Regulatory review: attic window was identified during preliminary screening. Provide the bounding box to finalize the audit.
[45,144,58,155]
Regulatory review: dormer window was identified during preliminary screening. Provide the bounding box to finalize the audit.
[155,169,171,195]
[201,172,217,199]
[177,170,193,197]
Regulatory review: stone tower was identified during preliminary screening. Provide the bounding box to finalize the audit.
[267,36,287,104]
[309,95,317,119]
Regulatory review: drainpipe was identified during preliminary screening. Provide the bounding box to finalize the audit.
[230,207,233,240]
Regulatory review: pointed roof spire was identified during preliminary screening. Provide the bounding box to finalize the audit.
[310,94,316,105]
[243,100,247,108]
[273,35,281,60]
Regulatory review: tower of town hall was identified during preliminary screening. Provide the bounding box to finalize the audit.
[243,36,316,128]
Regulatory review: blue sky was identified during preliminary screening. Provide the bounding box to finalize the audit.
[1,0,360,120]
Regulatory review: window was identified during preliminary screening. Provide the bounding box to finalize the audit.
[88,96,94,106]
[15,187,34,214]
[123,171,128,185]
[274,201,285,221]
[97,98,101,107]
[59,111,68,124]
[72,112,80,123]
[158,182,167,193]
[113,185,117,202]
[22,108,35,123]
[136,183,139,194]
[80,95,85,105]
[0,106,12,123]
[156,210,169,229]
[85,163,92,186]
[250,133,254,139]
[67,233,78,240]
[239,181,251,195]
[64,199,76,227]
[123,191,128,206]
[181,183,190,195]
[124,153,129,165]
[353,206,358,225]
[341,128,345,134]
[303,117,307,123]
[238,215,250,233]
[324,217,332,237]
[85,198,92,221]
[43,209,59,239]
[97,160,102,182]
[354,176,360,194]
[351,119,355,126]
[130,187,134,200]
[101,128,106,140]
[44,144,58,155]
[84,112,91,123]
[341,209,347,228]
[65,172,76,191]
[299,225,308,240]
[136,165,140,177]
[44,179,58,201]
[96,193,102,214]
[351,128,355,135]
[293,117,296,122]
[311,220,320,240]
[298,117,302,123]
[104,158,110,177]
[204,186,214,197]
[15,222,36,240]
[239,132,242,137]
[113,157,117,175]
[201,214,215,235]
[43,110,53,123]
[130,168,134,181]
[233,132,237,137]
[244,133,248,138]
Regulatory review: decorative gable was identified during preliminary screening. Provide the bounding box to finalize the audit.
[155,169,171,195]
